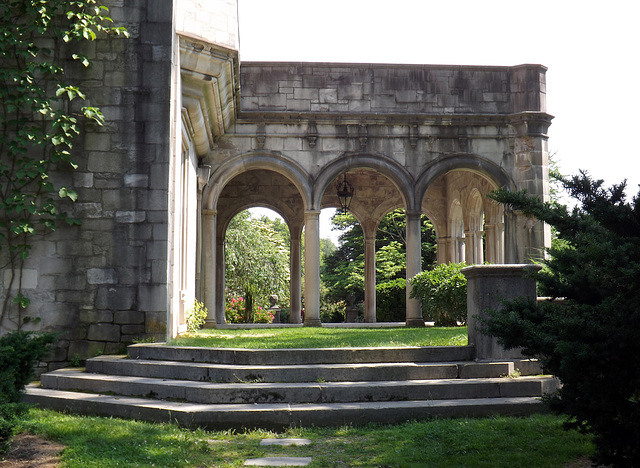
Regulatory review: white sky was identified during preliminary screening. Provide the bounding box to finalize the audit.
[240,0,640,239]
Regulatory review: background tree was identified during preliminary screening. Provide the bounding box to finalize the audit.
[483,172,640,467]
[0,0,127,327]
[225,211,290,322]
[322,209,436,305]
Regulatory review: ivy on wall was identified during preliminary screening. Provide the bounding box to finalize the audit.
[0,0,127,327]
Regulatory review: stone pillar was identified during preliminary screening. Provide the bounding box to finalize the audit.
[462,264,541,360]
[303,210,321,326]
[364,232,376,323]
[289,225,302,324]
[484,224,497,263]
[436,237,448,264]
[201,209,217,327]
[464,231,474,264]
[405,210,424,327]
[215,239,225,323]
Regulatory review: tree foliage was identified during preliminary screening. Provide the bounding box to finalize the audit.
[225,211,290,322]
[482,172,640,467]
[321,209,436,308]
[0,0,127,326]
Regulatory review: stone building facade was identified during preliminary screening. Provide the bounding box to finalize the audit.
[0,0,552,369]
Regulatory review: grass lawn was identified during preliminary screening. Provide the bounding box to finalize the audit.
[170,326,468,349]
[15,408,593,467]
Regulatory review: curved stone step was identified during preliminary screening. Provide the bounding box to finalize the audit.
[87,355,540,383]
[127,343,475,365]
[40,369,559,404]
[23,385,548,430]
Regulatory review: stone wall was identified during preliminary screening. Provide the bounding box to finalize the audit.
[0,0,174,370]
[239,63,546,115]
[176,0,238,49]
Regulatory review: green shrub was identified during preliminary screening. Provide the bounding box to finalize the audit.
[0,331,55,403]
[320,300,346,323]
[376,278,406,322]
[185,300,208,332]
[410,263,467,326]
[0,331,54,454]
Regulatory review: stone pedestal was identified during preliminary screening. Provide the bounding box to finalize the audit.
[462,264,541,360]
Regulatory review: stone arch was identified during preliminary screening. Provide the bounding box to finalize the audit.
[313,153,416,212]
[200,153,310,326]
[418,154,511,265]
[203,152,313,211]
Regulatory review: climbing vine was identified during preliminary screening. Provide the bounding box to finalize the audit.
[0,1,127,327]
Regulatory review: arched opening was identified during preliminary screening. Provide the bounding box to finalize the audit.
[204,167,306,325]
[421,168,505,265]
[223,208,291,324]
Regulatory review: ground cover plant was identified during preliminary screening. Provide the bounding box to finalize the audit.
[484,173,640,467]
[9,408,593,467]
[171,327,468,349]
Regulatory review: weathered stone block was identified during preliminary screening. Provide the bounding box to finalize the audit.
[116,211,146,223]
[121,324,145,335]
[87,152,124,173]
[87,323,121,342]
[87,268,117,285]
[96,286,136,310]
[114,310,145,324]
[79,310,114,323]
[138,285,167,312]
[124,174,149,187]
[68,340,106,360]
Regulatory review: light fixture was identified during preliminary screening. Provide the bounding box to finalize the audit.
[336,173,354,214]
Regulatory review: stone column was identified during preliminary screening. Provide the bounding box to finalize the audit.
[462,264,541,360]
[201,209,217,328]
[364,232,376,323]
[303,210,321,326]
[289,225,302,324]
[484,224,497,263]
[405,210,424,327]
[464,230,474,264]
[215,239,225,323]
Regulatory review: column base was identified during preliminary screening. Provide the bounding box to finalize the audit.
[405,318,426,328]
[303,319,322,327]
[203,320,218,329]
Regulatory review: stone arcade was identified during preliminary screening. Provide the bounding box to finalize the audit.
[0,0,551,369]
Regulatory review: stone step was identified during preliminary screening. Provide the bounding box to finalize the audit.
[40,369,559,404]
[127,343,475,365]
[23,385,548,430]
[86,355,539,383]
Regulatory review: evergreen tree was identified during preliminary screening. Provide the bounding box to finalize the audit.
[483,172,640,467]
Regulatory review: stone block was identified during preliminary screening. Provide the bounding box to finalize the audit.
[138,285,168,311]
[3,269,38,289]
[121,324,145,335]
[124,174,149,188]
[73,172,94,188]
[114,310,145,325]
[145,310,167,334]
[96,286,136,310]
[87,323,121,342]
[87,268,117,285]
[79,310,114,323]
[68,340,106,360]
[116,211,146,223]
[88,152,125,173]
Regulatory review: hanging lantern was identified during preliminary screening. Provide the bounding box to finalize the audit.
[336,173,354,214]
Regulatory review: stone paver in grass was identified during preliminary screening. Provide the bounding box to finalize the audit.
[244,457,312,466]
[259,438,312,446]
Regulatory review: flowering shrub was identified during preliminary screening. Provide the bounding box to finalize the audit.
[253,306,274,324]
[225,297,274,324]
[225,297,246,323]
